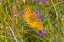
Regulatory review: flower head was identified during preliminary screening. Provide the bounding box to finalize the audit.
[39,31,46,36]
[39,27,46,36]
[41,0,46,3]
[35,10,39,14]
[37,0,46,4]
[38,15,42,19]
[18,12,24,15]
[35,10,42,20]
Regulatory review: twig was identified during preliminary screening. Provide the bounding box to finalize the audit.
[5,21,18,42]
[10,0,18,42]
[51,0,58,19]
[8,26,18,42]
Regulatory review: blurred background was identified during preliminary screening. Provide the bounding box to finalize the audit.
[0,0,64,42]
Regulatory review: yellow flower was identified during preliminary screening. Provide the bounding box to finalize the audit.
[23,6,45,32]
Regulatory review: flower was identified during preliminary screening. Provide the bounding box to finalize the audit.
[38,15,42,19]
[35,10,39,14]
[37,0,46,4]
[28,0,46,4]
[41,0,46,3]
[39,31,46,36]
[39,27,46,36]
[18,12,24,15]
[35,10,42,20]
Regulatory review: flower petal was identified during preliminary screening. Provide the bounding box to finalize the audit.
[35,10,39,14]
[38,15,42,19]
[41,0,46,3]
[37,0,46,4]
[18,12,24,15]
[35,10,42,19]
[39,31,46,36]
[39,27,46,36]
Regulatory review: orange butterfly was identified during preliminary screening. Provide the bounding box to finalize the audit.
[23,6,45,33]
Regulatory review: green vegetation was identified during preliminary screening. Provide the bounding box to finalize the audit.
[0,0,64,42]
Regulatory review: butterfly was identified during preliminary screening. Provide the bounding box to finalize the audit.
[23,6,46,34]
